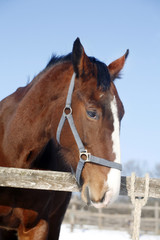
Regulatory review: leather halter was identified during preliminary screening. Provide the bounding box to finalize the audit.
[56,73,122,186]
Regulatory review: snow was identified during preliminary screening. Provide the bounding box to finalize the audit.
[60,224,160,240]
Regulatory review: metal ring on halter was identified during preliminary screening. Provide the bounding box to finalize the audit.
[80,150,91,162]
[63,105,72,117]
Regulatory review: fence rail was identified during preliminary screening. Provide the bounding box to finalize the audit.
[63,196,160,235]
[0,167,160,198]
[0,166,160,235]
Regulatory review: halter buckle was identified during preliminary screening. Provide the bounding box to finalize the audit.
[80,150,91,162]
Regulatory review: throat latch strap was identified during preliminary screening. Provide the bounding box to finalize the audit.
[56,73,122,186]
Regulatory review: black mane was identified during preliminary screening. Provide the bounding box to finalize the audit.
[46,53,111,91]
[46,53,72,68]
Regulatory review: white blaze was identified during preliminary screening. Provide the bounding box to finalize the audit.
[91,96,121,209]
[107,96,121,204]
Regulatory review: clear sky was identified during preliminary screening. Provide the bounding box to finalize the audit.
[0,0,160,175]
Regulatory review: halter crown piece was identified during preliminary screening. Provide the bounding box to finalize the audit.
[56,73,122,186]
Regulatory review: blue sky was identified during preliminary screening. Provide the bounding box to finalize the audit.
[0,0,160,175]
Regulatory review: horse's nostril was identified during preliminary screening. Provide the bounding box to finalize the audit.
[85,186,91,206]
[100,193,106,203]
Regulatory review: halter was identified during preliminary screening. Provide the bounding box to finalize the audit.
[56,73,122,186]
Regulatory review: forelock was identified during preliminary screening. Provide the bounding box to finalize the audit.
[89,57,111,91]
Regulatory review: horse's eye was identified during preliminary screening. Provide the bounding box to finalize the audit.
[87,110,97,119]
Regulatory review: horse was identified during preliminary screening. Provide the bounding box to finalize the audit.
[0,38,128,240]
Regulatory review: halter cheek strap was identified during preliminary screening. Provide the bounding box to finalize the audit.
[56,73,122,186]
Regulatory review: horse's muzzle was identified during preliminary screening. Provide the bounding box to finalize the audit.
[82,185,115,209]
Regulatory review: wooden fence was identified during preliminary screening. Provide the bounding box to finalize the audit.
[0,166,160,235]
[0,167,160,199]
[63,195,160,235]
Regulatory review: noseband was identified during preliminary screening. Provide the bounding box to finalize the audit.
[56,73,122,186]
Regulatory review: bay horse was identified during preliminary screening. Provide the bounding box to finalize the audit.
[0,38,128,240]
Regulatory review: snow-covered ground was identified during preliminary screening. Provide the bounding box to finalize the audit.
[60,224,160,240]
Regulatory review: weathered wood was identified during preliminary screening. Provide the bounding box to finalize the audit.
[155,201,159,234]
[64,196,160,234]
[0,167,159,199]
[120,175,160,199]
[0,167,79,192]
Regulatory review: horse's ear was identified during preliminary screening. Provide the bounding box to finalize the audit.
[108,49,129,81]
[72,38,91,77]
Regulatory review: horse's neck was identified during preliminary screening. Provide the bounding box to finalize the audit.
[1,63,73,168]
[31,139,71,172]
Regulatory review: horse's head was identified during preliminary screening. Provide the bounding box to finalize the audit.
[57,38,128,208]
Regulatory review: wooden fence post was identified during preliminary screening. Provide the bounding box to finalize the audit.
[98,208,102,229]
[130,206,134,236]
[70,201,76,232]
[155,201,159,235]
